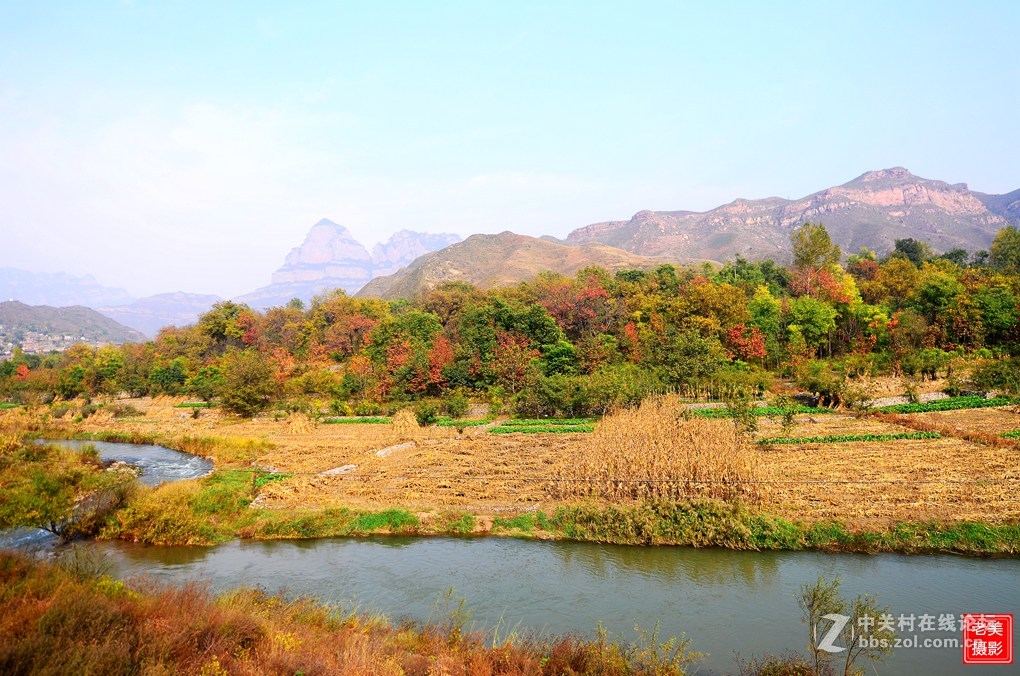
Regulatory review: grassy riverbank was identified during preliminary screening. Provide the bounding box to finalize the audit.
[5,385,1019,557]
[0,550,702,675]
[97,469,1019,555]
[4,426,1018,556]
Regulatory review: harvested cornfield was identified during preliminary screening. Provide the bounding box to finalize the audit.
[919,406,1020,437]
[7,395,1015,526]
[551,395,766,503]
[756,414,910,441]
[759,435,1020,524]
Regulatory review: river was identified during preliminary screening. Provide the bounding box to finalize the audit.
[95,535,1019,673]
[6,440,1018,673]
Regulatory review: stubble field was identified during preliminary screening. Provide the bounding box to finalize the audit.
[19,394,1016,529]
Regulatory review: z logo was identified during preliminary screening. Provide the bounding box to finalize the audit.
[815,613,850,653]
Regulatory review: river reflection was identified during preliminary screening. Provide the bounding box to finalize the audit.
[550,541,781,588]
[94,536,1020,675]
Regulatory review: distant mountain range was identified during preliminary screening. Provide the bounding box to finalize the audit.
[562,168,1018,263]
[98,292,224,339]
[0,268,218,339]
[0,300,145,355]
[1,268,133,308]
[235,219,461,308]
[2,167,1017,328]
[358,231,663,299]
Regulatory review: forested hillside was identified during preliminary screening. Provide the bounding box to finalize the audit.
[2,224,1018,416]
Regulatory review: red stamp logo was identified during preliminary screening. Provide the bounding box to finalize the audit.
[963,614,1013,665]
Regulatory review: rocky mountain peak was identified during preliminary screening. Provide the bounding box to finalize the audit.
[281,219,371,270]
[236,220,461,308]
[852,167,916,184]
[371,230,461,276]
[564,168,1017,263]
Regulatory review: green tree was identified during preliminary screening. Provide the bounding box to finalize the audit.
[792,222,842,269]
[889,238,931,267]
[912,265,964,322]
[0,440,134,540]
[56,364,88,399]
[149,358,188,395]
[648,328,728,390]
[973,286,1017,346]
[186,366,223,402]
[539,340,579,376]
[218,349,275,417]
[990,225,1020,273]
[788,296,838,353]
[940,248,969,267]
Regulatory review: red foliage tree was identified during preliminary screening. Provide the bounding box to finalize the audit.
[790,267,854,304]
[725,324,768,362]
[425,335,455,389]
[489,330,538,393]
[236,310,260,347]
[537,275,615,338]
[848,257,879,281]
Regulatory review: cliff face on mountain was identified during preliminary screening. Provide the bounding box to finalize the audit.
[357,231,664,300]
[236,220,460,308]
[563,168,1017,262]
[371,230,462,276]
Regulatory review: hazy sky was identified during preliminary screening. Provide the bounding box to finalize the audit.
[2,1,1018,299]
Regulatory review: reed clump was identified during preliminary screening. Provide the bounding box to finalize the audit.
[552,395,767,503]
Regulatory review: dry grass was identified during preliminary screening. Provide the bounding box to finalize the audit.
[0,551,670,676]
[7,396,1018,527]
[552,395,767,503]
[257,431,575,512]
[756,414,909,440]
[920,406,1020,437]
[759,434,1020,526]
[389,409,420,438]
[846,375,950,399]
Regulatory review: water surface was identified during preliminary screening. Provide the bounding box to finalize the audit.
[97,536,1020,675]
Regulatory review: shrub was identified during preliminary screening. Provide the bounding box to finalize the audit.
[353,400,383,416]
[414,400,440,426]
[971,357,1020,394]
[442,390,470,418]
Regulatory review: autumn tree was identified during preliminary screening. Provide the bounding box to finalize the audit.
[791,222,841,270]
[218,349,275,417]
[198,301,253,354]
[990,225,1020,273]
[532,269,620,340]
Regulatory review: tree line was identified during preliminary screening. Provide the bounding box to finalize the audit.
[2,224,1019,417]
